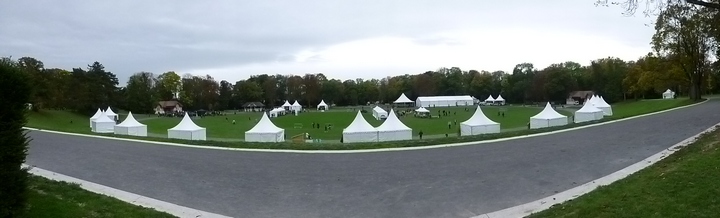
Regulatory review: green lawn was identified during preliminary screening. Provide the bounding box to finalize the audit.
[24,175,176,218]
[527,127,720,218]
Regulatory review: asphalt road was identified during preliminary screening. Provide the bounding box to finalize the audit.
[27,100,720,218]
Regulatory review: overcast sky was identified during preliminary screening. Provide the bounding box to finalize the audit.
[0,0,656,85]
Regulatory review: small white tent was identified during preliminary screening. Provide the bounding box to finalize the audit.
[291,100,302,112]
[89,108,103,128]
[414,107,430,113]
[269,107,286,117]
[105,106,119,120]
[91,110,116,133]
[114,112,147,136]
[282,100,292,110]
[460,106,501,136]
[574,102,603,123]
[393,93,414,104]
[168,113,206,140]
[484,95,495,104]
[342,111,379,143]
[494,95,506,105]
[530,102,568,129]
[663,89,675,99]
[596,96,613,116]
[317,100,329,110]
[245,112,285,142]
[372,106,388,120]
[376,109,413,142]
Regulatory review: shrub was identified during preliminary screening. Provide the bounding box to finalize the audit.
[0,57,32,217]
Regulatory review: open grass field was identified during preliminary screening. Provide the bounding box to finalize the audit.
[27,98,694,142]
[528,127,720,218]
[24,175,175,218]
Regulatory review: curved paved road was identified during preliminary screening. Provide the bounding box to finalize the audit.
[27,100,720,218]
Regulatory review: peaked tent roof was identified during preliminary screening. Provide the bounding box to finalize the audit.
[394,93,414,103]
[484,95,495,101]
[597,96,611,107]
[246,112,283,133]
[90,108,103,119]
[105,106,118,116]
[169,113,205,131]
[576,101,602,113]
[116,111,146,127]
[376,109,411,131]
[415,107,430,113]
[461,106,499,125]
[664,89,673,93]
[282,100,291,107]
[495,95,505,101]
[343,111,377,133]
[292,100,301,106]
[530,102,567,119]
[318,100,328,106]
[94,110,115,123]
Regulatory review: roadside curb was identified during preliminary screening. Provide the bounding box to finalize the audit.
[24,99,707,154]
[23,164,232,218]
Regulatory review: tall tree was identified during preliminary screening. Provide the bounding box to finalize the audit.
[156,71,181,100]
[218,80,233,110]
[125,72,156,113]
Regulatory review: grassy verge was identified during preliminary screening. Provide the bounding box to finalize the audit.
[527,126,720,218]
[23,175,176,218]
[26,99,699,150]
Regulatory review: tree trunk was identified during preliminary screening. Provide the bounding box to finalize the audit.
[689,78,703,101]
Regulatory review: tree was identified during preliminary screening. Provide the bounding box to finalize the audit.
[0,57,32,217]
[233,80,263,104]
[595,0,720,16]
[125,72,156,113]
[156,71,181,100]
[302,74,321,106]
[218,80,233,110]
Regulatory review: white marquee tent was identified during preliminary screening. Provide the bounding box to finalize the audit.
[291,100,302,112]
[372,106,388,120]
[484,95,495,104]
[269,107,286,117]
[89,108,103,128]
[245,112,285,142]
[574,102,604,123]
[91,110,116,133]
[317,100,329,110]
[114,111,147,136]
[282,100,292,110]
[460,106,501,136]
[168,113,206,140]
[342,111,379,143]
[663,89,675,99]
[494,95,506,105]
[415,107,430,113]
[105,106,119,120]
[416,95,474,107]
[376,109,412,142]
[530,102,568,129]
[394,93,414,104]
[596,96,613,116]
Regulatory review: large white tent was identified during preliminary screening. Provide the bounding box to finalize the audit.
[114,112,147,136]
[317,100,329,110]
[105,106,119,121]
[89,108,103,128]
[494,95,506,105]
[530,102,568,129]
[342,111,379,143]
[596,96,613,116]
[416,95,474,107]
[460,106,501,136]
[168,113,206,140]
[291,100,302,112]
[484,95,495,104]
[245,112,285,142]
[372,106,388,120]
[663,89,675,99]
[282,100,292,110]
[393,93,414,104]
[376,109,412,142]
[574,102,603,123]
[91,110,116,133]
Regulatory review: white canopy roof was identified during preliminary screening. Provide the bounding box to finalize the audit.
[415,107,430,113]
[530,102,567,119]
[90,108,103,119]
[94,110,115,123]
[394,93,413,103]
[169,113,205,131]
[105,106,118,116]
[576,101,602,113]
[373,106,386,113]
[597,96,611,107]
[376,109,411,131]
[484,95,495,102]
[116,112,146,127]
[318,100,328,107]
[292,100,301,106]
[343,111,376,133]
[461,106,499,125]
[271,107,285,112]
[282,100,291,107]
[664,89,673,94]
[246,112,283,133]
[495,95,505,101]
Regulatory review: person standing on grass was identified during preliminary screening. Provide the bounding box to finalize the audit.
[419,130,424,139]
[447,121,452,129]
[232,119,236,125]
